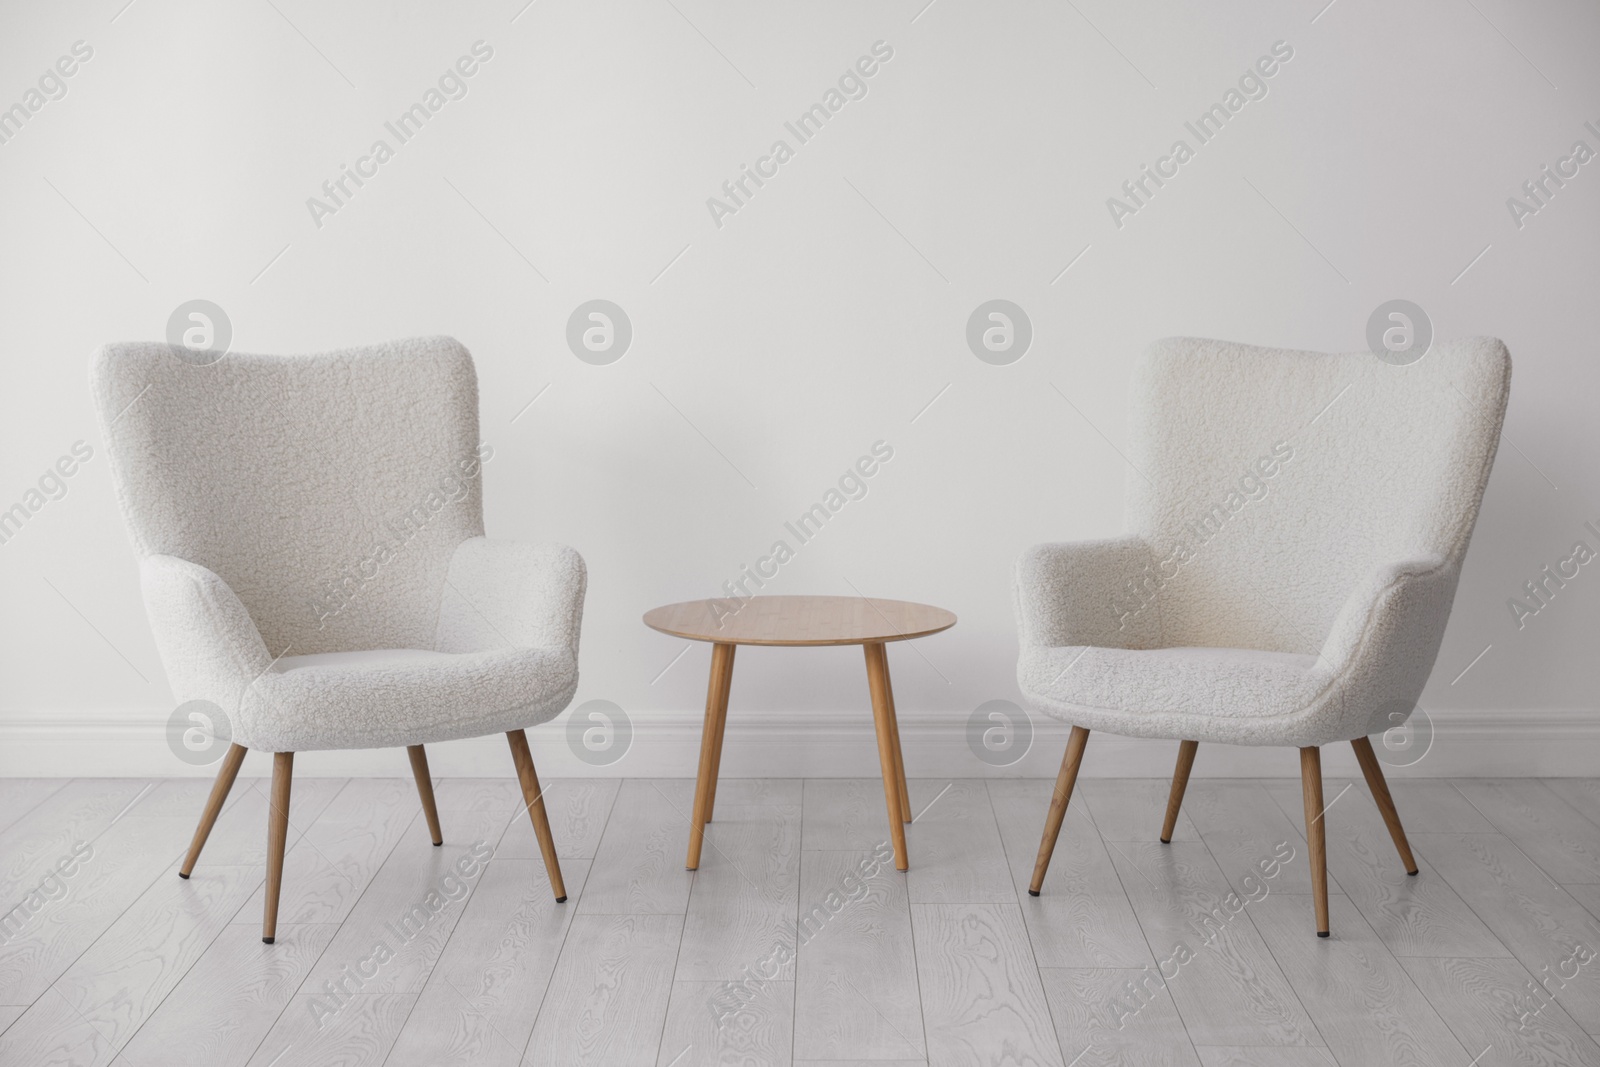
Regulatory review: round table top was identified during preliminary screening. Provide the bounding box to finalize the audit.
[643,595,956,647]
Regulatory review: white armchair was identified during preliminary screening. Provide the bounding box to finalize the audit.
[1016,336,1511,935]
[91,336,583,942]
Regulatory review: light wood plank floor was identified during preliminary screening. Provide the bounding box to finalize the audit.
[3,775,1600,1066]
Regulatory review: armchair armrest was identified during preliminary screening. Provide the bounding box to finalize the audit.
[1316,555,1461,737]
[434,537,587,656]
[140,554,272,708]
[1014,536,1160,649]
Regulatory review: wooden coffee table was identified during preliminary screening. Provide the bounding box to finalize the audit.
[644,595,956,872]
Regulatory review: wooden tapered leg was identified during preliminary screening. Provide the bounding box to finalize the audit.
[1351,735,1419,875]
[1029,726,1089,895]
[407,745,443,846]
[703,643,737,825]
[262,752,293,944]
[881,653,911,824]
[179,742,247,878]
[863,642,909,871]
[507,729,567,902]
[1160,740,1199,844]
[1300,746,1330,937]
[686,642,736,870]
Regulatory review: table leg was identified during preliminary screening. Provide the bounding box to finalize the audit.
[864,641,909,871]
[687,642,736,870]
[704,643,736,823]
[881,653,911,824]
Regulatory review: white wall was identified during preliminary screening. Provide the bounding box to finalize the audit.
[2,0,1596,779]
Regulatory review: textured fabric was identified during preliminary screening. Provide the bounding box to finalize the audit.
[91,336,484,657]
[92,337,586,752]
[1015,337,1510,749]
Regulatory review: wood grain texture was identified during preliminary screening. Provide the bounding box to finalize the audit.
[678,779,801,982]
[1315,813,1506,958]
[988,780,1151,968]
[1400,955,1600,1067]
[1349,737,1417,873]
[1040,967,1201,1067]
[1080,779,1198,843]
[688,642,736,870]
[1104,841,1322,1048]
[1248,891,1474,1066]
[1414,831,1600,1030]
[301,812,506,995]
[244,992,418,1067]
[386,859,590,1067]
[120,922,338,1067]
[1194,1049,1336,1066]
[0,778,67,836]
[182,742,249,875]
[0,1005,22,1035]
[1455,779,1600,883]
[864,642,908,870]
[0,779,149,903]
[233,777,422,926]
[1544,779,1600,831]
[794,849,924,1061]
[1300,747,1329,935]
[580,779,696,915]
[1184,781,1317,896]
[802,778,898,851]
[1161,741,1200,843]
[189,776,347,866]
[407,745,443,846]
[1029,726,1089,896]
[0,862,262,1066]
[657,979,794,1067]
[911,902,1064,1066]
[904,779,1014,905]
[494,777,620,859]
[0,809,193,1004]
[507,729,566,900]
[644,595,955,646]
[522,913,682,1066]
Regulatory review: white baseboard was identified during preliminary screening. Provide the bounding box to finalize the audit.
[0,707,1594,779]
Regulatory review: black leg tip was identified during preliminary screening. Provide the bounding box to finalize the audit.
[555,896,567,903]
[177,871,190,879]
[1317,931,1330,938]
[432,841,443,847]
[262,936,275,944]
[1159,838,1171,844]
[1407,869,1419,876]
[1028,889,1040,897]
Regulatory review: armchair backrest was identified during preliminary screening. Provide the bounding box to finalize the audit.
[1125,336,1510,656]
[91,336,485,657]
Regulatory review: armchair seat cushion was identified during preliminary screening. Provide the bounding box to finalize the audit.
[238,645,578,753]
[1018,644,1335,747]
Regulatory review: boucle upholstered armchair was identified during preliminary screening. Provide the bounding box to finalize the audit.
[1016,336,1510,935]
[91,336,584,942]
